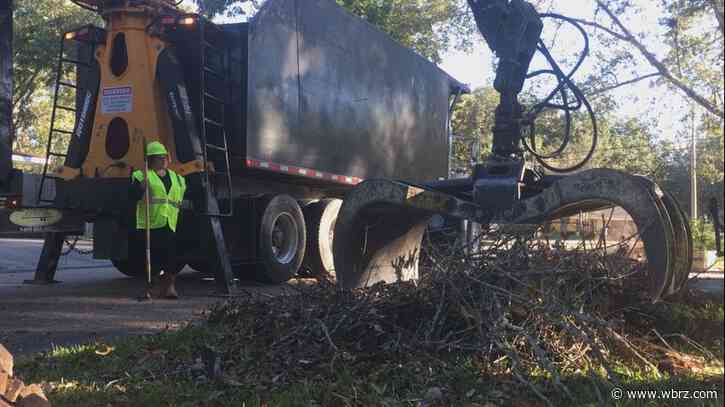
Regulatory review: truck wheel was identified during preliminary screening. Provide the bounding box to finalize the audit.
[257,194,306,283]
[302,199,342,277]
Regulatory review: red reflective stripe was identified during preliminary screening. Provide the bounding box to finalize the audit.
[245,157,362,185]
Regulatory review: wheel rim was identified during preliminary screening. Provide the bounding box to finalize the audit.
[270,212,299,264]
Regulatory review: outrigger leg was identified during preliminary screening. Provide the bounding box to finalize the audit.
[25,232,65,284]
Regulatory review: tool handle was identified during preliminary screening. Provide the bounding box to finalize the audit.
[143,139,152,287]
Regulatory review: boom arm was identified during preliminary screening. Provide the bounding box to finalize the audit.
[467,0,543,157]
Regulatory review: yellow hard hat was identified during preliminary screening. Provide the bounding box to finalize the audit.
[146,141,168,157]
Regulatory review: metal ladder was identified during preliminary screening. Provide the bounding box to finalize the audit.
[38,33,95,205]
[198,19,234,216]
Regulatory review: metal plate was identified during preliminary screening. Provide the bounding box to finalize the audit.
[246,0,461,183]
[0,208,84,235]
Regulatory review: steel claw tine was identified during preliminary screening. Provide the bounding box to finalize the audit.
[631,175,690,298]
[495,169,674,302]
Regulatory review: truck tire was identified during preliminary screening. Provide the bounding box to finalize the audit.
[302,199,342,277]
[256,194,306,283]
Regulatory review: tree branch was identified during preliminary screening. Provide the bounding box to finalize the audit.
[588,72,662,97]
[12,70,41,111]
[569,17,629,42]
[707,0,724,36]
[591,1,724,119]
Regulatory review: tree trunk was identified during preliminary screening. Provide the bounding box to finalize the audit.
[708,0,724,36]
[0,0,12,185]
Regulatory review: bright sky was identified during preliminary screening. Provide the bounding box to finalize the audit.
[438,0,691,142]
[182,0,695,142]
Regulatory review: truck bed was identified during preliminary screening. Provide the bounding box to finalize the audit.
[238,0,463,185]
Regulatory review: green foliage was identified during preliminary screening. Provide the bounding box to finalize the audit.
[659,0,724,117]
[450,86,666,178]
[193,0,475,63]
[333,0,475,62]
[12,0,99,154]
[449,87,497,175]
[690,219,722,251]
[578,0,724,187]
[192,0,260,18]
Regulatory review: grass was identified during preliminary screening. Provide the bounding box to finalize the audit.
[14,288,724,407]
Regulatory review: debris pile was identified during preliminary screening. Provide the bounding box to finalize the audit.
[208,227,709,403]
[0,344,50,407]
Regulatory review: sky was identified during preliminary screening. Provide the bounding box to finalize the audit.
[181,0,697,143]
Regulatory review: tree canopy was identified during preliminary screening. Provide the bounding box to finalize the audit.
[192,0,476,63]
[12,0,98,155]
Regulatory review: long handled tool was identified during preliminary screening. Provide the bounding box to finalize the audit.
[141,137,153,301]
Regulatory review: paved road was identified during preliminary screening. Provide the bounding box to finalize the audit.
[0,238,305,357]
[687,272,724,297]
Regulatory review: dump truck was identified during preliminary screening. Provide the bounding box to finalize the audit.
[0,0,692,302]
[0,0,466,291]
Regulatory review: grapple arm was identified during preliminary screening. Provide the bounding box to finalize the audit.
[333,0,692,303]
[334,170,691,302]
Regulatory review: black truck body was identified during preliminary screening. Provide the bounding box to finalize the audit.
[171,0,463,192]
[240,0,462,183]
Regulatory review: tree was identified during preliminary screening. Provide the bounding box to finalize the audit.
[449,87,497,175]
[0,0,12,183]
[192,0,260,18]
[192,0,476,63]
[574,0,724,120]
[11,0,97,155]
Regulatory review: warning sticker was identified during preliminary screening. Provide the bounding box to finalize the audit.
[101,86,133,113]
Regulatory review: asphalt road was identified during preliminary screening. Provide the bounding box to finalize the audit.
[0,238,305,357]
[0,238,722,358]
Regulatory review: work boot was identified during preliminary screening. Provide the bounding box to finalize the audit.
[159,272,179,299]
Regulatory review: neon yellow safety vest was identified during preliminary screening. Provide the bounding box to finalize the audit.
[132,169,187,232]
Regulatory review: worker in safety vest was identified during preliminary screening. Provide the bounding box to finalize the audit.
[130,141,187,299]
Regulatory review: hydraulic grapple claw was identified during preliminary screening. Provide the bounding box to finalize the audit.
[659,190,693,296]
[333,179,481,290]
[334,169,685,302]
[495,169,677,301]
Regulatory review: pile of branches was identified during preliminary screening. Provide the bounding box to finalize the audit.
[207,226,695,404]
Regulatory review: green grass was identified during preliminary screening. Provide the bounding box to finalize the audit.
[15,297,725,407]
[16,337,724,406]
